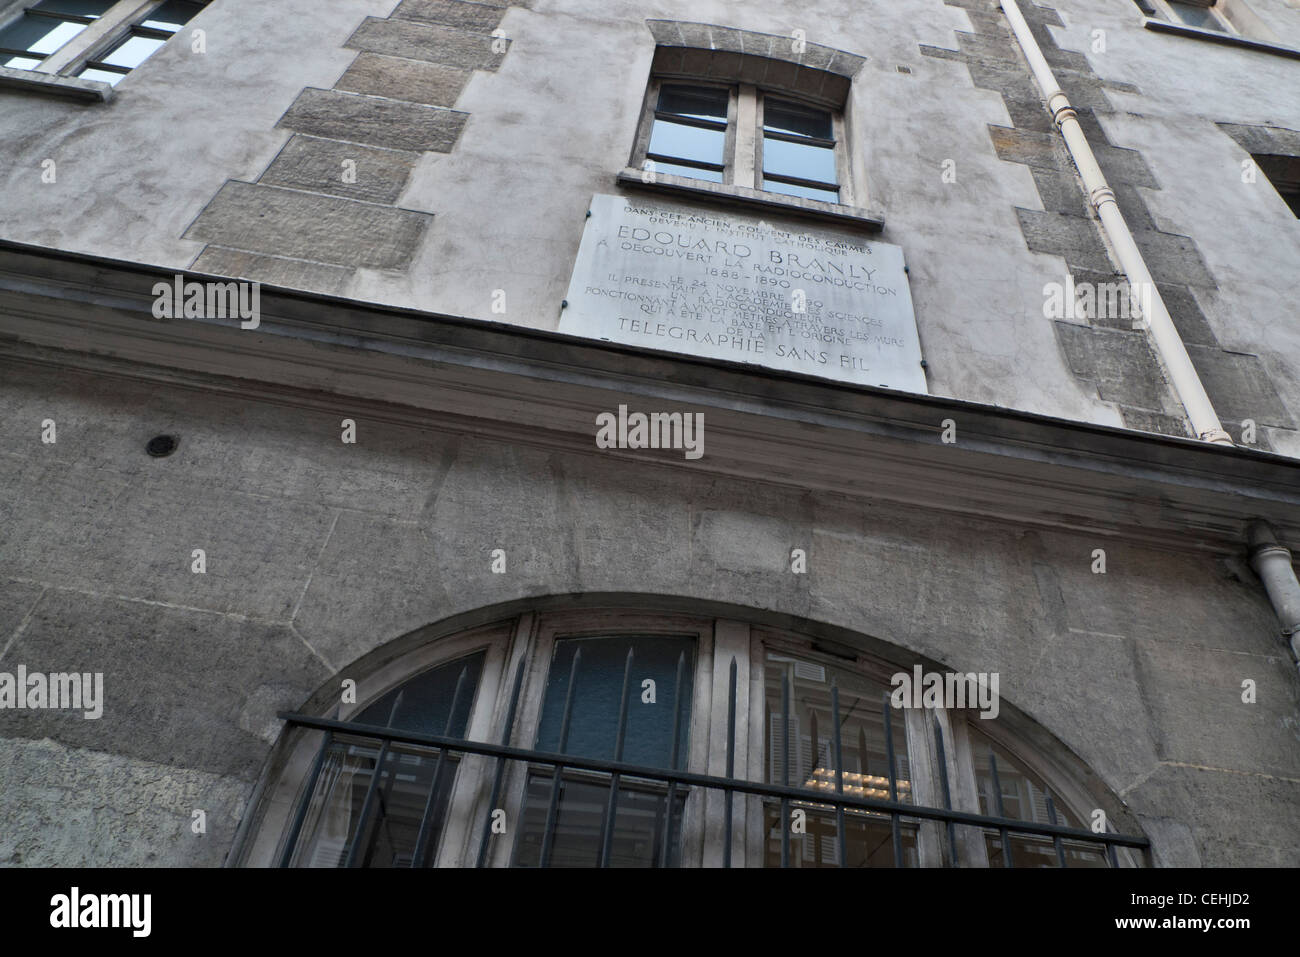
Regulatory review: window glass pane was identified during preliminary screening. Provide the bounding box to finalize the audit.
[287,736,463,868]
[534,635,694,768]
[515,634,695,867]
[762,653,916,867]
[101,33,167,69]
[514,773,689,868]
[657,83,728,122]
[355,651,485,736]
[141,0,205,31]
[77,65,125,84]
[32,0,114,17]
[1167,2,1226,29]
[762,178,839,204]
[645,160,724,183]
[969,726,1108,868]
[763,99,833,140]
[2,54,44,69]
[286,653,485,868]
[648,119,724,168]
[762,137,838,186]
[0,15,87,55]
[763,654,909,800]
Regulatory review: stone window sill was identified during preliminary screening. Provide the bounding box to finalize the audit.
[1142,17,1300,60]
[0,65,113,102]
[615,169,885,231]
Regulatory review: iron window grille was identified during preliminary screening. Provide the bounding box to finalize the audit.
[276,653,1151,868]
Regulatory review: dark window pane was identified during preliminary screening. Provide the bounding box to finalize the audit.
[0,14,87,55]
[355,651,484,736]
[1167,1,1225,30]
[657,83,728,122]
[141,0,205,31]
[516,635,695,868]
[762,178,840,203]
[101,33,167,69]
[534,635,694,768]
[287,737,463,868]
[764,805,919,867]
[648,119,725,168]
[645,160,724,183]
[32,0,114,17]
[287,653,486,868]
[763,98,833,139]
[762,137,838,185]
[513,772,688,867]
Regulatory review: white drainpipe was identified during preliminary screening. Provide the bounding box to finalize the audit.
[1000,0,1234,445]
[1248,522,1300,672]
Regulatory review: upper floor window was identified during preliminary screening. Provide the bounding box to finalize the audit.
[0,0,203,84]
[242,608,1150,868]
[76,0,203,85]
[0,0,113,69]
[637,78,846,206]
[1155,0,1236,32]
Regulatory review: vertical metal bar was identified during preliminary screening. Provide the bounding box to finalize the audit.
[597,647,635,867]
[476,655,528,867]
[1045,792,1067,868]
[722,656,737,868]
[656,651,686,869]
[882,694,903,868]
[809,709,819,780]
[410,667,470,867]
[361,691,409,868]
[1106,840,1119,869]
[780,671,791,869]
[932,721,959,866]
[278,729,333,868]
[830,682,847,868]
[539,647,583,868]
[988,751,1014,868]
[343,738,391,869]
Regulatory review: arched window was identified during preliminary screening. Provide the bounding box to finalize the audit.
[236,607,1149,868]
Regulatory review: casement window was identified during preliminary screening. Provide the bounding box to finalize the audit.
[243,608,1149,868]
[1147,0,1237,32]
[637,78,848,206]
[0,0,114,69]
[77,0,204,85]
[0,0,204,84]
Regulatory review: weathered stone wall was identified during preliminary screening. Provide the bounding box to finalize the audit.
[0,0,1296,445]
[1,357,1296,866]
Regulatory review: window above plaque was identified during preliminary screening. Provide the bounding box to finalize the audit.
[622,24,883,231]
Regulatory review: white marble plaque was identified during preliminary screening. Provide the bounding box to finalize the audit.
[560,193,928,393]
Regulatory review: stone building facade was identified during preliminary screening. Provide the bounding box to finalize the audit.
[0,0,1297,867]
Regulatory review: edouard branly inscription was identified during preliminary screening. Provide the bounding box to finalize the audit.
[560,194,927,393]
